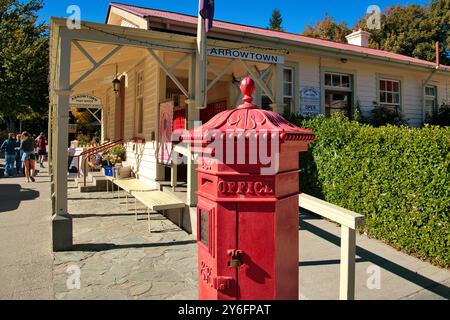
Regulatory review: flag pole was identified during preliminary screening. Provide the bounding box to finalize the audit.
[196,4,207,110]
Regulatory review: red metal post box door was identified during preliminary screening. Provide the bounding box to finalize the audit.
[197,198,238,300]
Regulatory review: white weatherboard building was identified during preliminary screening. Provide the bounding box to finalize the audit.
[48,2,450,249]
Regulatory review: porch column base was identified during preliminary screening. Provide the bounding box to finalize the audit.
[52,214,73,251]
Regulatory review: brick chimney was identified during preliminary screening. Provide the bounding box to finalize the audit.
[345,29,371,47]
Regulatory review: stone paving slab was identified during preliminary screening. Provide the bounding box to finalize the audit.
[52,182,198,300]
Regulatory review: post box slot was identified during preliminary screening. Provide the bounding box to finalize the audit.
[201,178,213,187]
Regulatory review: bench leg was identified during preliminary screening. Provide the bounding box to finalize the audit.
[147,207,151,233]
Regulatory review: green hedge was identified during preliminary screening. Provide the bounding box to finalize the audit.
[297,114,449,268]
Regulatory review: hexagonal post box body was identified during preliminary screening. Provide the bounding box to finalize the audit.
[183,77,315,300]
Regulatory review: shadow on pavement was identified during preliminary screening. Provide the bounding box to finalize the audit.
[0,184,40,213]
[71,240,196,252]
[299,217,450,299]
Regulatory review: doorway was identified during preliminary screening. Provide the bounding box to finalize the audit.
[325,91,352,118]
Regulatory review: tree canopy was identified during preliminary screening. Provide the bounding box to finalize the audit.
[0,0,49,131]
[268,9,284,32]
[302,0,450,65]
[302,13,351,43]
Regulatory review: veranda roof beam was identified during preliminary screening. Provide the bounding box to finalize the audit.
[70,45,123,90]
[207,59,235,92]
[148,48,189,97]
[240,60,275,102]
[168,53,190,73]
[73,40,97,66]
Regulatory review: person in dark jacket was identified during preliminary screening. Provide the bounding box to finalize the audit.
[20,131,36,182]
[15,134,22,175]
[1,133,17,176]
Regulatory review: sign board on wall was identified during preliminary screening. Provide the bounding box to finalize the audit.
[300,87,321,117]
[207,47,285,64]
[70,94,102,109]
[158,101,174,165]
[68,124,78,134]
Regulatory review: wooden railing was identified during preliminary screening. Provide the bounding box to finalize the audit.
[80,139,124,186]
[299,193,365,300]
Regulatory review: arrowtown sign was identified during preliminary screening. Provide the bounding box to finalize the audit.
[207,47,285,64]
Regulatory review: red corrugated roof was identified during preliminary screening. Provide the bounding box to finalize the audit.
[109,2,449,71]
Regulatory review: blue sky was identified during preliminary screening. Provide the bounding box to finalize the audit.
[39,0,427,33]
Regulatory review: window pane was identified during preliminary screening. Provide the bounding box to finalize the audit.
[393,93,400,104]
[426,86,435,97]
[284,83,292,96]
[341,75,350,88]
[393,81,399,92]
[387,81,393,91]
[387,92,393,103]
[332,74,340,87]
[138,99,143,133]
[380,92,386,103]
[283,69,292,82]
[325,74,332,86]
[380,80,386,91]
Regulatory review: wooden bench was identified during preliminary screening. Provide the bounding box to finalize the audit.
[107,177,155,212]
[132,190,185,232]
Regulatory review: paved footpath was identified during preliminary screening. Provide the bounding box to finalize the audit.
[0,165,53,299]
[0,163,448,300]
[299,213,449,300]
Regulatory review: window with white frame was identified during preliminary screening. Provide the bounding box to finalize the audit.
[283,67,294,114]
[379,79,401,110]
[261,66,295,113]
[324,72,352,90]
[136,69,144,135]
[424,85,438,118]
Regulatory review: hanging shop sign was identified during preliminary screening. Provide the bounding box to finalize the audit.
[207,47,285,64]
[70,94,102,109]
[158,101,174,165]
[300,86,321,117]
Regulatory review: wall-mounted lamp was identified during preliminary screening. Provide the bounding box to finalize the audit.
[340,58,348,64]
[231,73,241,85]
[112,64,121,95]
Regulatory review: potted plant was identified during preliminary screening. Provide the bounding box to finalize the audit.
[101,145,126,176]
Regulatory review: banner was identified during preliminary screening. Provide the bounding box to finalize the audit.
[199,0,214,32]
[158,101,174,165]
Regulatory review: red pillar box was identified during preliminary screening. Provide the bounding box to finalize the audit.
[182,77,315,300]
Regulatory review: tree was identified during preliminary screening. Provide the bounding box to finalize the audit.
[355,0,449,65]
[268,9,284,32]
[0,0,49,132]
[302,13,351,43]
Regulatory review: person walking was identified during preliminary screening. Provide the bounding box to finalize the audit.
[15,134,22,175]
[35,132,47,168]
[20,131,36,182]
[1,133,17,177]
